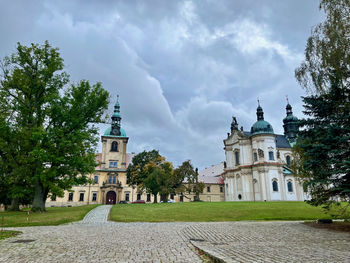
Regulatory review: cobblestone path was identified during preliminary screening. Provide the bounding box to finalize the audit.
[0,206,201,263]
[182,221,350,263]
[80,205,112,223]
[1,206,350,263]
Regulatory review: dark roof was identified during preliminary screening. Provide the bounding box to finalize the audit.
[242,131,291,148]
[276,134,291,148]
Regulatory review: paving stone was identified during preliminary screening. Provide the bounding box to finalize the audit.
[1,206,349,262]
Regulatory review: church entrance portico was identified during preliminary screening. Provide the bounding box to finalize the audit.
[106,191,116,204]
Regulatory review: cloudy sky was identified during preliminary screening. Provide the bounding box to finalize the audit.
[0,0,323,169]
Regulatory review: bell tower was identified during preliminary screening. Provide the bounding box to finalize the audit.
[283,97,299,143]
[101,96,128,170]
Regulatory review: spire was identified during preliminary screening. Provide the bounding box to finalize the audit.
[283,98,299,143]
[110,95,122,136]
[256,99,264,121]
[286,95,292,116]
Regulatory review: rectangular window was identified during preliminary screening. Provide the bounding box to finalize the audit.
[94,175,98,184]
[147,193,151,202]
[220,186,223,193]
[112,176,116,184]
[269,151,274,160]
[79,193,84,202]
[235,151,240,165]
[92,193,97,201]
[109,161,118,168]
[125,193,130,201]
[254,152,258,162]
[207,186,211,192]
[68,193,73,201]
[137,193,141,200]
[108,176,112,184]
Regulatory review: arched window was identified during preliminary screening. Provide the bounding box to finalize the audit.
[235,151,240,165]
[111,141,118,152]
[286,155,291,167]
[287,181,293,192]
[272,180,278,192]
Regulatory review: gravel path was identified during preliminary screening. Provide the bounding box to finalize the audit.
[1,206,349,262]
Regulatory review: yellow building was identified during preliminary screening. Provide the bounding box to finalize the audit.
[47,100,224,206]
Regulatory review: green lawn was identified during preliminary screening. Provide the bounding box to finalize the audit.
[110,201,332,222]
[0,204,99,227]
[0,230,21,240]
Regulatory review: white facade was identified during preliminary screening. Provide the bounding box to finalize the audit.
[223,105,305,202]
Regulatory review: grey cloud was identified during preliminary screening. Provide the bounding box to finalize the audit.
[0,0,323,169]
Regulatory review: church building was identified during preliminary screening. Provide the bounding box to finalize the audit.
[223,101,305,201]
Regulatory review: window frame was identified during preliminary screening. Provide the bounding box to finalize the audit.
[287,181,293,193]
[207,186,211,192]
[272,179,278,192]
[111,141,118,152]
[269,151,274,161]
[109,161,118,168]
[235,151,240,165]
[79,192,84,202]
[68,193,74,202]
[253,152,258,162]
[92,192,97,201]
[286,155,291,167]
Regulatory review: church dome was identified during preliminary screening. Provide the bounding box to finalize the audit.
[251,120,274,135]
[250,103,274,135]
[104,127,127,137]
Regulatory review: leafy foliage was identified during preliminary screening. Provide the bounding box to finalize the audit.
[0,41,109,211]
[294,0,350,211]
[174,160,204,201]
[127,151,189,203]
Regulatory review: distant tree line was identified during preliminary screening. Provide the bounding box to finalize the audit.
[0,41,109,212]
[126,150,204,203]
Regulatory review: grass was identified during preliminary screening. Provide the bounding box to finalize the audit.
[0,204,99,227]
[109,201,333,222]
[0,230,21,240]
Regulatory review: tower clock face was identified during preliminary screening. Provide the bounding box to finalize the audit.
[111,127,121,136]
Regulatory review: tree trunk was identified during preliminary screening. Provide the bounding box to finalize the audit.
[9,198,20,211]
[32,181,47,212]
[153,194,158,203]
[195,193,200,201]
[161,194,168,203]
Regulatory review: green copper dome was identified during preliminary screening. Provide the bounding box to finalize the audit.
[250,103,274,135]
[104,96,127,138]
[251,120,274,135]
[104,127,127,137]
[112,111,121,118]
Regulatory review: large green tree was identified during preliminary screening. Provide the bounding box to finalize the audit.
[174,160,204,201]
[294,0,350,209]
[0,41,109,211]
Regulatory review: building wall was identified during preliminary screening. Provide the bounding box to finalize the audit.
[223,130,304,202]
